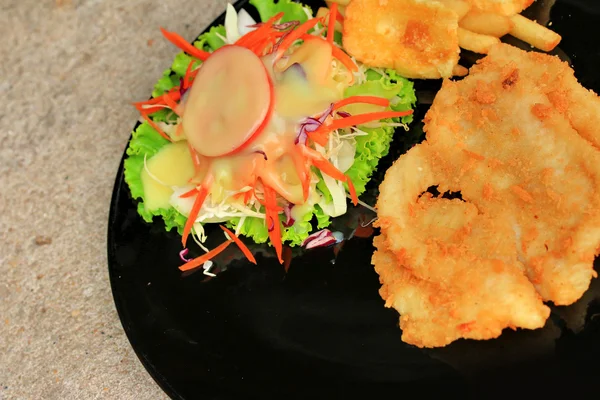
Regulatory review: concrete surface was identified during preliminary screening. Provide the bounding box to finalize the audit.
[0,0,228,398]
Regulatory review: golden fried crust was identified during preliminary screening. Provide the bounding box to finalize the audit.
[373,43,600,347]
[423,44,600,305]
[468,0,534,15]
[373,231,549,348]
[343,0,460,79]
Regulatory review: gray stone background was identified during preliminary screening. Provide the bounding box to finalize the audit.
[1,1,228,398]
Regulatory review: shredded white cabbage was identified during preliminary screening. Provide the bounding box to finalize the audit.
[237,9,257,36]
[191,222,210,253]
[225,3,241,44]
[170,186,266,224]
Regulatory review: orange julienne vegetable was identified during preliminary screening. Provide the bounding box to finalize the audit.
[308,110,414,146]
[291,152,310,202]
[134,89,181,114]
[183,61,195,89]
[274,18,320,60]
[236,12,284,48]
[263,183,283,264]
[181,185,210,247]
[303,146,347,182]
[187,141,202,173]
[331,46,358,77]
[301,146,358,205]
[162,93,181,116]
[346,178,358,206]
[332,95,390,111]
[140,113,172,141]
[220,225,257,264]
[180,187,199,198]
[243,189,253,204]
[179,240,233,271]
[160,27,211,61]
[327,3,338,44]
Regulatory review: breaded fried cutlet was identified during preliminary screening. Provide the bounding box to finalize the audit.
[343,0,460,79]
[373,44,600,347]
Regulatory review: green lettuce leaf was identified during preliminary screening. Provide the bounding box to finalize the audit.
[342,69,416,195]
[249,0,310,23]
[123,122,188,234]
[227,202,331,247]
[124,7,417,248]
[124,28,226,234]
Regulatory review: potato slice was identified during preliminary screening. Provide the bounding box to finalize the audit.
[343,0,460,79]
[458,27,500,54]
[509,14,562,52]
[436,0,472,19]
[459,11,513,37]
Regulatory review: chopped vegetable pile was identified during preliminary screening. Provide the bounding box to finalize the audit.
[124,0,417,271]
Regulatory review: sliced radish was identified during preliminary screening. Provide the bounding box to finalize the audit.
[182,45,273,157]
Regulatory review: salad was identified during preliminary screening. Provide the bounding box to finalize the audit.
[124,0,416,271]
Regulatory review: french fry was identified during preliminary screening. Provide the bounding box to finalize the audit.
[438,0,471,19]
[459,11,513,38]
[458,27,500,54]
[508,14,561,52]
[453,64,469,77]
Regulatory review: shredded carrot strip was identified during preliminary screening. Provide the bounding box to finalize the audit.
[182,186,209,247]
[346,177,358,206]
[327,3,338,44]
[134,90,182,114]
[141,113,172,141]
[180,187,199,198]
[303,147,346,182]
[274,18,320,60]
[249,37,273,56]
[179,240,232,271]
[175,123,183,137]
[308,110,414,146]
[187,141,201,172]
[302,146,359,206]
[160,27,211,61]
[263,183,283,264]
[243,189,253,204]
[162,93,181,117]
[183,61,195,89]
[252,186,283,211]
[331,46,358,78]
[335,11,344,25]
[332,96,390,111]
[135,104,165,114]
[236,12,284,48]
[292,153,310,202]
[220,225,257,265]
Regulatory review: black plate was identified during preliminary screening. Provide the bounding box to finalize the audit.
[108,1,600,398]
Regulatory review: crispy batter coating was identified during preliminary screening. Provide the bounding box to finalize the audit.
[374,146,549,348]
[343,0,460,79]
[374,44,600,347]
